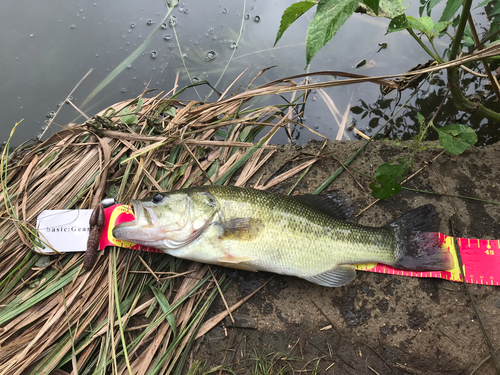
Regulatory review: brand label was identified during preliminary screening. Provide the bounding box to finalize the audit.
[35,209,93,254]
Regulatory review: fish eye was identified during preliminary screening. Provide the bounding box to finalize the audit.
[152,194,164,204]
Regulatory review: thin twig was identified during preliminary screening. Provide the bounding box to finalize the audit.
[208,266,234,323]
[138,255,161,283]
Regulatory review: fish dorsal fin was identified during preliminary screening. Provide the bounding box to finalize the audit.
[303,265,357,287]
[220,218,264,240]
[292,191,353,220]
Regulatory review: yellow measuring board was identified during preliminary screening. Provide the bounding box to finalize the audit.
[355,234,500,285]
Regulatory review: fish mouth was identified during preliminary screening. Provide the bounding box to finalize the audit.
[112,200,157,243]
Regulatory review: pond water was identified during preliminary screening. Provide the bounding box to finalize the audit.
[1,0,497,148]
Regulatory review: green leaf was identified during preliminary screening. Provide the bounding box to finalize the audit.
[150,285,177,337]
[426,0,442,16]
[165,106,177,116]
[407,16,434,34]
[433,21,451,34]
[361,0,407,18]
[369,161,407,199]
[119,108,139,125]
[476,0,491,7]
[135,97,143,113]
[417,112,425,125]
[274,1,317,46]
[435,124,477,154]
[491,1,500,15]
[439,0,462,22]
[305,0,359,66]
[387,14,411,33]
[362,0,380,16]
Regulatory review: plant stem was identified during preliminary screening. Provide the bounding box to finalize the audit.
[446,0,500,123]
[402,187,500,205]
[406,28,444,63]
[467,13,500,102]
[448,0,472,62]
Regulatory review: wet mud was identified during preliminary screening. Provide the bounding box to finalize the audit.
[197,140,500,374]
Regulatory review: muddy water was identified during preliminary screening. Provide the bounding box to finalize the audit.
[0,0,495,147]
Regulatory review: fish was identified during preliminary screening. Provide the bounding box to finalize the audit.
[112,186,454,287]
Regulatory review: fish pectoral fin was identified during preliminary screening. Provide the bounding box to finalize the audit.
[303,265,357,287]
[220,218,264,240]
[216,256,258,272]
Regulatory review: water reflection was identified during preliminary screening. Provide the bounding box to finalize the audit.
[0,0,495,148]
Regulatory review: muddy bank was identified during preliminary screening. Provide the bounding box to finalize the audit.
[197,140,500,374]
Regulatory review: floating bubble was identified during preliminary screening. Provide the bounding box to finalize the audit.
[160,23,167,29]
[230,42,237,49]
[222,8,228,14]
[191,77,200,83]
[212,36,217,40]
[57,101,64,107]
[245,14,250,20]
[184,9,188,14]
[254,15,260,22]
[68,96,74,101]
[46,111,55,119]
[70,25,75,29]
[121,88,126,93]
[164,34,171,40]
[151,51,157,58]
[147,19,155,25]
[30,34,34,37]
[205,50,216,61]
[169,16,176,27]
[130,23,135,28]
[169,44,174,49]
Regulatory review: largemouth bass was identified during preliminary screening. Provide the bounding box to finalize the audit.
[113,186,453,287]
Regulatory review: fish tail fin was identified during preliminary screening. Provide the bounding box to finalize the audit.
[388,204,454,271]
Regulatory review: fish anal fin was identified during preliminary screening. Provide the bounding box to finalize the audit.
[292,191,353,220]
[221,218,264,240]
[303,265,357,287]
[216,256,257,272]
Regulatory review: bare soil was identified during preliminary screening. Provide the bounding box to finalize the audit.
[195,140,500,375]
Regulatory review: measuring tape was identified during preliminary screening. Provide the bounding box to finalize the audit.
[100,205,499,286]
[355,234,499,285]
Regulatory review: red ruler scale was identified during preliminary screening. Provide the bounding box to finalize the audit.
[100,205,500,286]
